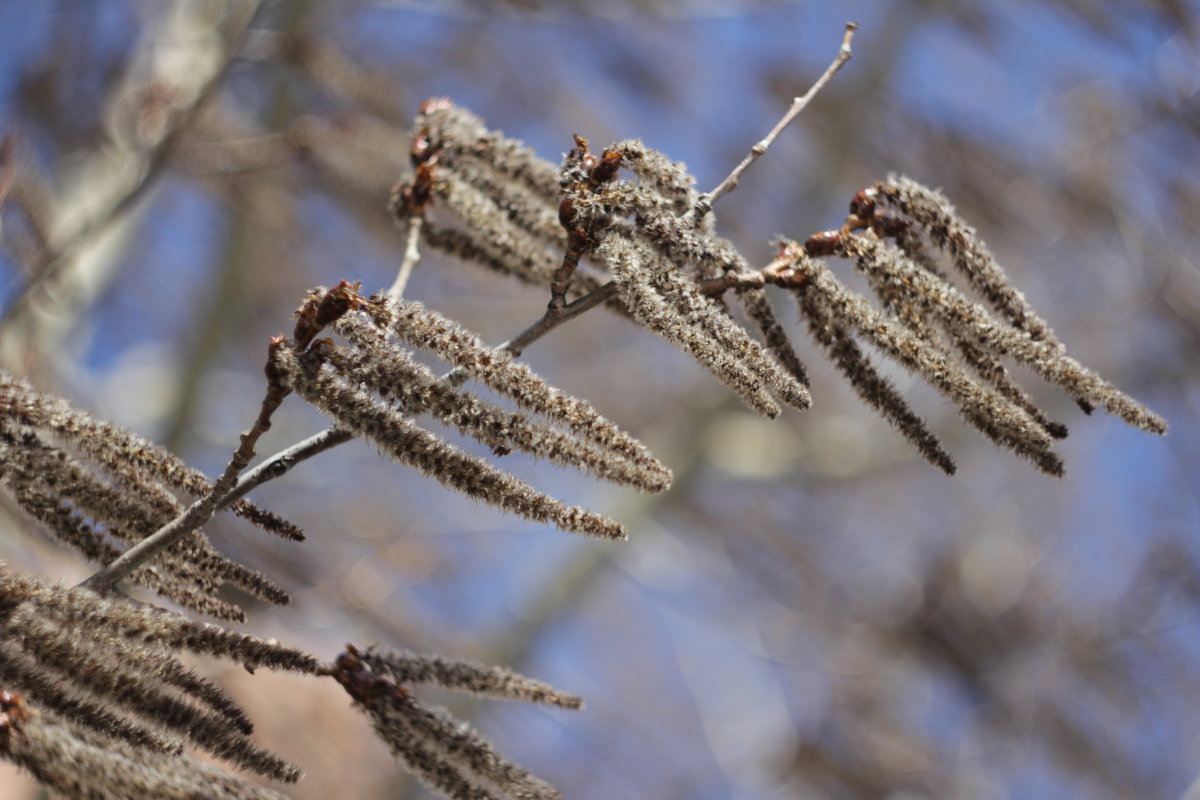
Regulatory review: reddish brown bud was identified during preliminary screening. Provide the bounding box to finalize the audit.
[558,196,576,232]
[849,186,878,218]
[589,150,623,184]
[410,130,440,167]
[295,281,360,349]
[804,230,844,257]
[0,691,29,751]
[264,335,289,390]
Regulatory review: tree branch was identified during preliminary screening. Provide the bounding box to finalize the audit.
[687,21,858,225]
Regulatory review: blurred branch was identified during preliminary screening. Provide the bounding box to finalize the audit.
[0,0,262,335]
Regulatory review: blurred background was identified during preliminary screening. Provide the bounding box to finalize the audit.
[1,0,1199,798]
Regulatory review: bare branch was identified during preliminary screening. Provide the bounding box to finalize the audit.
[386,216,425,301]
[688,22,858,224]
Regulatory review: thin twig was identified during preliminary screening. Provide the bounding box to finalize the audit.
[687,21,858,225]
[386,216,424,301]
[447,281,619,387]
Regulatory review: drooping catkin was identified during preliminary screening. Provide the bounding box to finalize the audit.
[6,615,296,781]
[12,572,320,674]
[0,564,314,782]
[737,284,811,387]
[394,697,559,800]
[353,295,666,477]
[794,285,956,475]
[610,139,699,215]
[418,102,561,202]
[329,645,574,800]
[450,157,565,243]
[843,234,1167,434]
[648,244,811,410]
[0,647,182,755]
[560,147,810,415]
[10,603,252,734]
[274,342,627,539]
[0,372,303,542]
[0,425,287,619]
[419,221,612,298]
[1,708,290,800]
[786,249,1066,475]
[434,174,562,284]
[372,711,505,800]
[877,174,1065,349]
[600,234,782,416]
[0,469,246,620]
[885,229,1069,439]
[328,317,670,491]
[358,648,584,709]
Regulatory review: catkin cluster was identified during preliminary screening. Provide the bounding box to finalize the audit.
[328,644,581,800]
[393,101,1165,475]
[0,372,302,620]
[398,101,811,419]
[781,176,1167,474]
[270,283,671,540]
[0,564,319,794]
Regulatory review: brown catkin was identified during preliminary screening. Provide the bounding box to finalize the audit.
[844,235,1166,435]
[328,318,670,492]
[601,234,782,417]
[795,286,956,475]
[878,175,1064,348]
[3,710,289,800]
[0,371,302,541]
[275,344,627,539]
[359,648,584,709]
[787,249,1066,476]
[353,296,664,474]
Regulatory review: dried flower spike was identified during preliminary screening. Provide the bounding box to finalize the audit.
[328,645,575,800]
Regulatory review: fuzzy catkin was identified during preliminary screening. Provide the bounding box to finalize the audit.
[395,697,560,800]
[795,286,956,475]
[419,103,560,201]
[878,175,1064,348]
[326,320,670,491]
[3,477,245,620]
[0,428,285,619]
[7,615,296,782]
[14,577,319,674]
[332,645,573,800]
[787,250,1066,475]
[354,296,665,475]
[647,245,811,410]
[366,706,504,800]
[0,646,182,755]
[844,235,1167,434]
[3,710,289,800]
[0,371,302,541]
[600,234,782,417]
[276,344,627,539]
[435,175,562,284]
[1,564,315,782]
[358,648,584,709]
